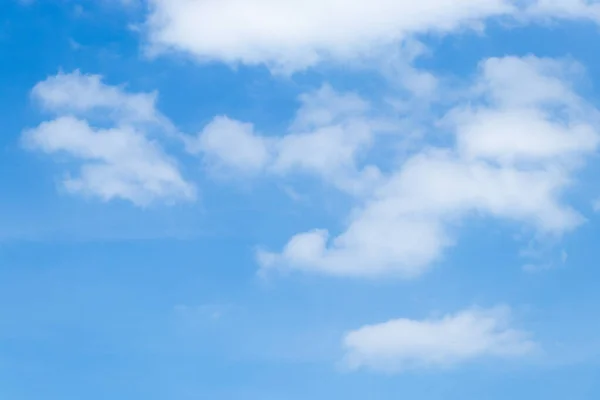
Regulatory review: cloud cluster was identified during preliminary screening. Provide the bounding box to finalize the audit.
[190,85,384,195]
[258,56,599,278]
[20,1,600,375]
[343,307,536,372]
[24,71,195,205]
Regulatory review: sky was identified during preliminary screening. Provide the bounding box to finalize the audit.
[1,0,600,399]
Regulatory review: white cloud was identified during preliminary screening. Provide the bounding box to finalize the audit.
[142,0,600,72]
[272,87,376,185]
[190,85,384,194]
[455,108,598,164]
[259,56,599,278]
[343,307,536,373]
[24,72,195,205]
[144,0,514,71]
[189,116,272,173]
[259,152,580,277]
[23,116,195,206]
[454,56,599,165]
[32,70,167,126]
[527,0,600,21]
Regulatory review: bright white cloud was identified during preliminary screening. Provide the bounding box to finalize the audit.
[25,72,195,205]
[23,116,194,206]
[343,307,536,372]
[455,108,598,164]
[272,86,376,188]
[144,0,514,71]
[259,56,599,278]
[191,85,384,194]
[455,56,599,165]
[190,116,272,174]
[143,0,600,72]
[259,152,580,278]
[32,70,164,125]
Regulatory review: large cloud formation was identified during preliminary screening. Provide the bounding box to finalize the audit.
[144,0,600,71]
[257,56,599,278]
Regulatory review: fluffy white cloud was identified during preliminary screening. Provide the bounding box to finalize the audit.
[32,70,165,125]
[144,0,512,71]
[191,85,384,194]
[189,116,272,173]
[455,109,598,164]
[259,153,580,277]
[25,72,195,205]
[343,307,536,372]
[142,0,600,72]
[454,56,599,165]
[259,56,599,278]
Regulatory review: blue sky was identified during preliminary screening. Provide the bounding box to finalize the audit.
[2,0,600,399]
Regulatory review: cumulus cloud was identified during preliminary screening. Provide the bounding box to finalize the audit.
[453,56,599,166]
[189,116,272,174]
[258,56,599,278]
[144,0,513,71]
[189,85,384,194]
[142,0,600,72]
[24,71,195,205]
[343,307,536,373]
[32,70,171,127]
